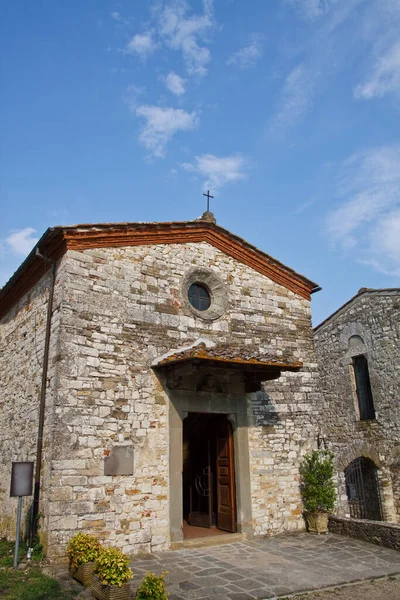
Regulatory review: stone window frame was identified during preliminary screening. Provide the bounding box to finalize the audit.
[181,267,228,321]
[344,335,376,422]
[352,354,376,421]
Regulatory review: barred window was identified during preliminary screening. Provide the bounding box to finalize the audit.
[345,457,382,520]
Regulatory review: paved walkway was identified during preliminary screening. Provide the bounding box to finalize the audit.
[129,534,400,600]
[293,575,400,600]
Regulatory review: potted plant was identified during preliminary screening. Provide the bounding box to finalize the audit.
[300,449,335,534]
[136,571,168,599]
[92,546,133,600]
[67,533,101,587]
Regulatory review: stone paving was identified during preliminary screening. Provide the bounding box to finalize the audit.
[129,534,400,600]
[294,575,400,600]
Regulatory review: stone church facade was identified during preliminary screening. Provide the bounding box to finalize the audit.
[0,216,322,560]
[314,288,400,524]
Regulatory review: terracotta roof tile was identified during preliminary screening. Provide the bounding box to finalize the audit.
[153,342,302,370]
[0,219,319,318]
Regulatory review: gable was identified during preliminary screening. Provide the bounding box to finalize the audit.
[0,220,318,318]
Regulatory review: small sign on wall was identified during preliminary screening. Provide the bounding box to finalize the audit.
[10,462,34,570]
[104,446,134,476]
[10,462,34,497]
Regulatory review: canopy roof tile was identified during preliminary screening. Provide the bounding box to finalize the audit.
[153,342,302,371]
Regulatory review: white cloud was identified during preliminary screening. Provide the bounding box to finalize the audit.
[125,32,157,59]
[354,41,400,100]
[134,105,198,157]
[366,210,400,276]
[227,36,262,69]
[110,12,128,25]
[5,228,38,257]
[164,71,186,96]
[326,145,400,276]
[284,0,338,22]
[267,1,362,137]
[181,153,248,189]
[268,63,315,136]
[156,0,215,76]
[120,1,215,77]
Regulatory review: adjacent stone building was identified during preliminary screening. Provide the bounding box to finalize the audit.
[314,288,400,524]
[0,215,321,560]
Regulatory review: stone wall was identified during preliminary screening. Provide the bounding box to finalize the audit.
[45,241,319,559]
[314,290,400,521]
[0,263,65,542]
[329,515,400,551]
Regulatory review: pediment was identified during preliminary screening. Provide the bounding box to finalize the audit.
[0,219,318,318]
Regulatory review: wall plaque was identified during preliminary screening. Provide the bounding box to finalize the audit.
[104,446,134,476]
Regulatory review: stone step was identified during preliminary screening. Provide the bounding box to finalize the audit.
[171,532,246,550]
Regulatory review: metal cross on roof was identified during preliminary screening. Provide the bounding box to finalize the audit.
[203,190,214,212]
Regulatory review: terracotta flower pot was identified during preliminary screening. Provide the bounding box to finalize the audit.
[306,511,329,534]
[91,574,131,600]
[69,562,94,587]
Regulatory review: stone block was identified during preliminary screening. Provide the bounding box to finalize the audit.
[50,515,78,530]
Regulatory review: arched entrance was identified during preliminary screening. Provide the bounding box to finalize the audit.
[345,457,383,521]
[183,413,236,538]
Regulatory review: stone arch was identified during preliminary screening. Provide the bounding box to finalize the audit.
[339,322,371,351]
[344,457,382,520]
[335,446,397,522]
[335,441,382,472]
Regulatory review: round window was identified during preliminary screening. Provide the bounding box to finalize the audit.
[182,268,228,320]
[188,283,211,311]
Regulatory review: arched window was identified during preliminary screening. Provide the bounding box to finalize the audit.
[352,355,375,420]
[345,457,382,521]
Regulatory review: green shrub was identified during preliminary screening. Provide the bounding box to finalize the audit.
[67,533,101,569]
[135,572,168,599]
[31,536,44,562]
[300,450,335,514]
[93,547,133,587]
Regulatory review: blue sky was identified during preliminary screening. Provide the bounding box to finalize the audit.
[1,0,400,325]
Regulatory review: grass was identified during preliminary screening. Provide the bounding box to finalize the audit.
[0,539,26,568]
[0,537,43,568]
[0,568,75,600]
[0,539,78,600]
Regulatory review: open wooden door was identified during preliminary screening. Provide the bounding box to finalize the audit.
[216,419,236,532]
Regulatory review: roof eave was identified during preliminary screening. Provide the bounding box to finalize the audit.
[314,287,400,332]
[0,220,319,318]
[0,227,66,318]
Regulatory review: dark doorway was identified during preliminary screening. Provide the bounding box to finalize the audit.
[345,457,383,521]
[183,413,236,538]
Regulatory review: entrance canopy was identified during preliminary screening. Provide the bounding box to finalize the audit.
[152,340,302,392]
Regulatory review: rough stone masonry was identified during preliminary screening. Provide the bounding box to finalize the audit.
[0,218,321,561]
[314,288,400,522]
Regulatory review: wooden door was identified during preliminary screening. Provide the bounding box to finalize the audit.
[216,419,236,532]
